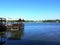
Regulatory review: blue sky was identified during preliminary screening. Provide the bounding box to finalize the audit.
[0,0,60,20]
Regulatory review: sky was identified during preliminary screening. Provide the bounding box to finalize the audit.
[0,0,60,20]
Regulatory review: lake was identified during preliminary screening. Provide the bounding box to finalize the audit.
[1,22,60,45]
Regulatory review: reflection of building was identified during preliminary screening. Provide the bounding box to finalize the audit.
[0,28,24,45]
[8,29,24,40]
[0,32,6,45]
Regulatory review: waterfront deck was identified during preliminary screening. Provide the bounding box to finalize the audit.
[0,18,24,31]
[6,19,24,31]
[6,23,24,30]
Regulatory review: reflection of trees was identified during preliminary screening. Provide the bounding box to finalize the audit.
[8,29,24,40]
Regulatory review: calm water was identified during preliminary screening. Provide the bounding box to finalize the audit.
[1,22,60,45]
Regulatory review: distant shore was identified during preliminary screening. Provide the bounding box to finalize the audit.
[25,19,60,23]
[5,19,60,23]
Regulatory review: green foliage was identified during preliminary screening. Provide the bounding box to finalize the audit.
[25,19,60,23]
[42,19,60,22]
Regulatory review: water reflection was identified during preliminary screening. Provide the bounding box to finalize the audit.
[0,32,6,45]
[0,29,24,45]
[0,22,24,45]
[7,30,24,40]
